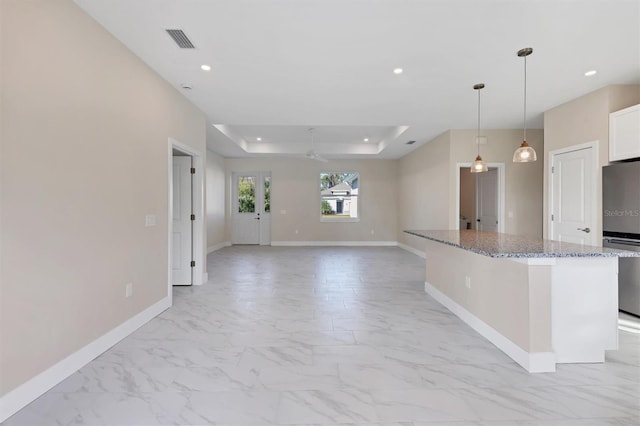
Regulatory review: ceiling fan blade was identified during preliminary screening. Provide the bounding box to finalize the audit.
[305,150,328,162]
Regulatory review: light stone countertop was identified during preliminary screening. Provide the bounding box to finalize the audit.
[405,229,640,258]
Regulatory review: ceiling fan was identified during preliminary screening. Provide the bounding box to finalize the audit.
[305,128,328,162]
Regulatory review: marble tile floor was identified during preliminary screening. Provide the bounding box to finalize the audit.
[5,246,639,426]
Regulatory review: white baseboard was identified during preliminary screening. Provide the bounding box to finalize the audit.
[207,241,231,254]
[0,297,171,423]
[424,281,556,373]
[271,240,398,247]
[397,242,426,258]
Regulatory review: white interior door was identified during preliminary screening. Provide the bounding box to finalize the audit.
[172,156,192,285]
[551,146,595,245]
[476,168,498,231]
[232,172,271,245]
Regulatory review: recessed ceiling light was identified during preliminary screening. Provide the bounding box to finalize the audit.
[393,68,403,75]
[257,137,262,141]
[363,138,369,142]
[201,64,211,71]
[584,69,597,77]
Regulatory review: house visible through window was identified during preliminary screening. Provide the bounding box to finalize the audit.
[320,172,359,220]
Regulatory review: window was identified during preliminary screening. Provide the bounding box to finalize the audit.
[320,172,359,221]
[237,176,255,213]
[264,176,271,213]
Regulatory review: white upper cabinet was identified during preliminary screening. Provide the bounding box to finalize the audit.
[609,104,640,162]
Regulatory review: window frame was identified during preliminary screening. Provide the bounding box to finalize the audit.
[319,171,360,223]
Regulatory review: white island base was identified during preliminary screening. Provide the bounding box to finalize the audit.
[421,239,619,373]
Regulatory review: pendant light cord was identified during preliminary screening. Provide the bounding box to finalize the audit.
[523,55,527,143]
[477,88,481,157]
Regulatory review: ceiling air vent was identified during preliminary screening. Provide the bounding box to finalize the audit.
[406,140,416,145]
[165,29,195,49]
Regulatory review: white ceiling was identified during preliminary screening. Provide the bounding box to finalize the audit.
[75,0,640,159]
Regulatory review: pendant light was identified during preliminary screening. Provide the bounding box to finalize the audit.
[470,83,488,173]
[513,47,537,162]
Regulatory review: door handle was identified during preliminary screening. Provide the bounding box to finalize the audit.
[577,227,591,233]
[254,217,260,220]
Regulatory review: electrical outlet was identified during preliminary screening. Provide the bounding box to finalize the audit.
[145,214,156,227]
[465,276,471,289]
[125,283,133,298]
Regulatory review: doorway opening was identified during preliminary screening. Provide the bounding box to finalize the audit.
[455,163,505,232]
[168,139,205,299]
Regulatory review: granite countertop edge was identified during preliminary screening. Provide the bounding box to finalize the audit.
[404,230,639,259]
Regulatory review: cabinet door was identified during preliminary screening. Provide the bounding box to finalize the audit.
[609,104,640,162]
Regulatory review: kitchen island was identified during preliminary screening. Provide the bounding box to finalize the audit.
[405,229,639,373]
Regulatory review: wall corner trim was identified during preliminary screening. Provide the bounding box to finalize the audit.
[424,281,556,373]
[0,297,171,423]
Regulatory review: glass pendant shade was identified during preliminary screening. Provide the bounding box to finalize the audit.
[513,47,537,163]
[513,140,537,162]
[471,155,489,173]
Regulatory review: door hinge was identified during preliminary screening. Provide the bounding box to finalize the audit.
[190,260,196,267]
[551,166,554,174]
[190,214,196,221]
[190,167,196,174]
[551,214,554,221]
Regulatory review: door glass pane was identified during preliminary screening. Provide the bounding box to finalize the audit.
[264,176,271,213]
[238,176,255,213]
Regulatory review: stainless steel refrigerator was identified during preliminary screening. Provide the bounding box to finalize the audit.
[603,160,640,317]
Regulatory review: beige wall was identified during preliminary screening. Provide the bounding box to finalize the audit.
[206,150,226,249]
[0,0,206,396]
[459,169,476,229]
[449,129,544,237]
[397,132,452,252]
[223,158,398,243]
[397,129,544,253]
[543,84,640,240]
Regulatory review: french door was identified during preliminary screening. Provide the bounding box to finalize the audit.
[231,172,271,245]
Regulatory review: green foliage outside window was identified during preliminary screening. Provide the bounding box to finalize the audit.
[321,200,332,215]
[264,177,271,213]
[238,177,255,213]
